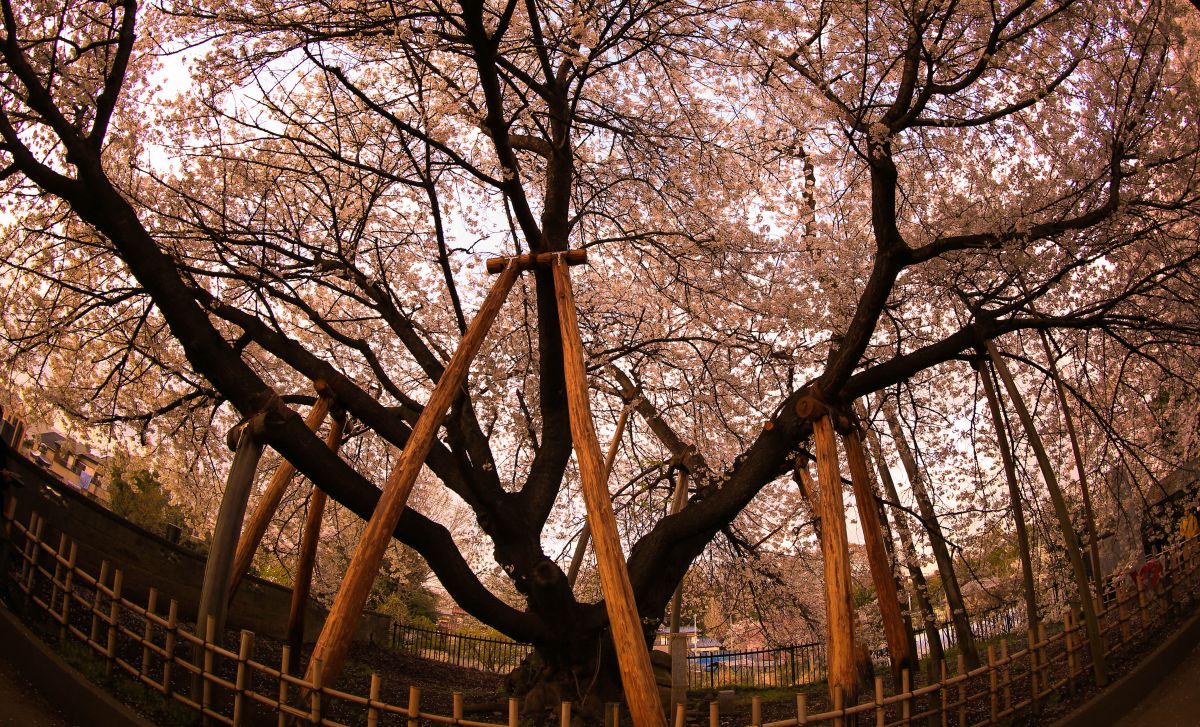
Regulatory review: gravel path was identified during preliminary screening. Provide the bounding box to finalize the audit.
[0,647,73,727]
[1113,640,1200,727]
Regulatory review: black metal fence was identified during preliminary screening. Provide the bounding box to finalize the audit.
[687,641,827,689]
[915,605,1025,658]
[687,606,1025,689]
[390,623,533,674]
[392,606,1023,687]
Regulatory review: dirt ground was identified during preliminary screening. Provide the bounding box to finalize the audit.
[0,646,73,727]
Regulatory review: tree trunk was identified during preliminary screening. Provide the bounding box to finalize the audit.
[858,406,943,671]
[881,400,981,669]
[843,426,916,685]
[667,469,689,713]
[812,415,859,704]
[985,340,1107,686]
[975,359,1039,630]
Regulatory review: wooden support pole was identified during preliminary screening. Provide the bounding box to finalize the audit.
[986,340,1107,686]
[1038,331,1104,586]
[857,403,943,670]
[844,426,915,683]
[975,359,1039,631]
[812,414,858,704]
[486,248,587,274]
[286,413,348,670]
[304,261,521,691]
[567,403,633,588]
[881,399,980,669]
[551,256,666,727]
[228,391,332,600]
[196,420,266,649]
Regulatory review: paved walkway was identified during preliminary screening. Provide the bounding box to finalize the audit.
[0,645,72,727]
[1113,640,1200,727]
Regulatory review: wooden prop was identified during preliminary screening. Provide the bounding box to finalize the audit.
[567,403,633,588]
[975,359,1039,629]
[1038,332,1103,585]
[856,404,943,670]
[303,261,522,690]
[881,399,980,668]
[228,391,332,601]
[552,256,666,727]
[486,248,586,274]
[811,414,858,703]
[843,426,915,682]
[195,417,266,647]
[286,413,348,669]
[985,339,1107,685]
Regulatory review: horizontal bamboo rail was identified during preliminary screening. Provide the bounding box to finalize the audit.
[4,496,1200,726]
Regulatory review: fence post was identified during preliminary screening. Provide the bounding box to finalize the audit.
[278,646,290,727]
[1064,612,1076,697]
[91,560,111,647]
[1028,622,1039,714]
[454,692,464,722]
[900,668,910,727]
[407,686,421,727]
[142,588,159,680]
[875,676,885,727]
[956,653,966,726]
[796,692,807,726]
[752,695,761,727]
[21,512,44,609]
[310,658,324,724]
[561,700,572,727]
[709,700,718,727]
[106,569,123,678]
[834,685,844,727]
[1038,621,1049,699]
[202,615,216,723]
[50,533,67,620]
[163,599,179,701]
[1118,584,1131,647]
[1136,575,1148,630]
[1000,638,1011,714]
[987,645,997,722]
[509,697,520,727]
[368,673,381,727]
[60,539,77,643]
[938,660,948,727]
[233,630,254,727]
[0,492,16,587]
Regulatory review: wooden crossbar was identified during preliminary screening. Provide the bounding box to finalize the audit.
[485,249,586,274]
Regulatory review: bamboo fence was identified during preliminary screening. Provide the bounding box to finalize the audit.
[4,495,1200,727]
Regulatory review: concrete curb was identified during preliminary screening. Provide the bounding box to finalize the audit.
[0,601,158,727]
[1052,606,1200,727]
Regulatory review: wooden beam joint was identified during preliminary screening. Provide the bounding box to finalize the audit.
[794,389,853,433]
[485,249,586,274]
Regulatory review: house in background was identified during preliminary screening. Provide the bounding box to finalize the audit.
[653,624,699,651]
[653,624,724,655]
[26,430,108,502]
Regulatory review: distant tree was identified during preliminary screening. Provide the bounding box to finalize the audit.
[108,463,185,535]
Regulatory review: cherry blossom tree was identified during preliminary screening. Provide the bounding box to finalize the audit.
[3,0,1199,712]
